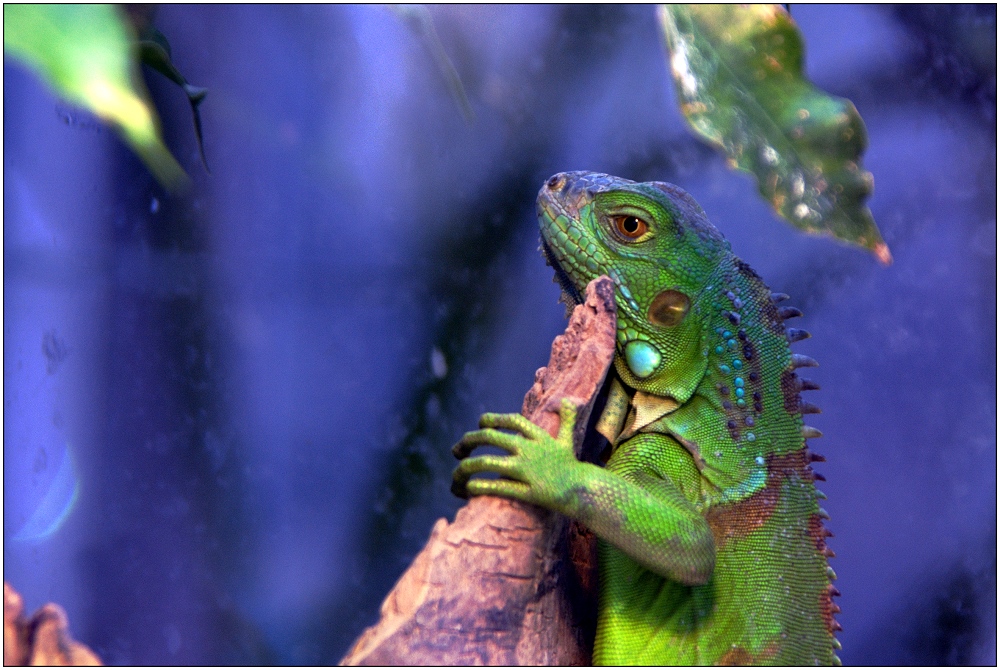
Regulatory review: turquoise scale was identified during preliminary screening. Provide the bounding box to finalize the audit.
[624,340,661,378]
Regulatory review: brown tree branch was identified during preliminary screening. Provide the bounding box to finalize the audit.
[340,276,617,666]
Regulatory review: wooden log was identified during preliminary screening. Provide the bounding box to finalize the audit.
[340,276,617,665]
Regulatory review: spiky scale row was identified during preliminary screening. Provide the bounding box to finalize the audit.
[775,294,841,657]
[772,293,842,640]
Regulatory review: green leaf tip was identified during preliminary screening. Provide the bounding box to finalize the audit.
[658,4,891,265]
[3,4,188,191]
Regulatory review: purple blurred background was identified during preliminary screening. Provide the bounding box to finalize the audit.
[4,5,995,664]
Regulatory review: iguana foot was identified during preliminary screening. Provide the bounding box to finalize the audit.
[451,399,579,508]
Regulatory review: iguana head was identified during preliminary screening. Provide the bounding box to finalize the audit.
[537,171,730,401]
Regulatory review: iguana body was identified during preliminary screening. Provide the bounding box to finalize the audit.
[452,172,839,665]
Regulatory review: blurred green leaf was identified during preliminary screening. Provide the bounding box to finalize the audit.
[4,4,187,190]
[659,4,891,264]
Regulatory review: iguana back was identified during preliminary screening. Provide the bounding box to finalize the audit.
[592,232,837,665]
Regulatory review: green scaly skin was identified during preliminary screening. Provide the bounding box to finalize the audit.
[452,172,839,665]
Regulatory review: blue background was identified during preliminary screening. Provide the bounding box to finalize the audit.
[4,5,995,664]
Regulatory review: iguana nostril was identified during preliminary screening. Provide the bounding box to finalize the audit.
[547,174,566,191]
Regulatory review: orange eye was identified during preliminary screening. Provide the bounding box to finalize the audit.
[613,215,648,239]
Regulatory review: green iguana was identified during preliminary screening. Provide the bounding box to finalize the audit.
[452,172,839,665]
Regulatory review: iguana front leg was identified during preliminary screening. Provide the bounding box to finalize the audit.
[452,399,715,586]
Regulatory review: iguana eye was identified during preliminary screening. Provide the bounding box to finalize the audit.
[612,215,648,239]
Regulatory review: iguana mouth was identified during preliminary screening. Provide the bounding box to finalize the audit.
[540,238,584,308]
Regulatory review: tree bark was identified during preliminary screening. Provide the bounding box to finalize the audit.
[341,276,617,666]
